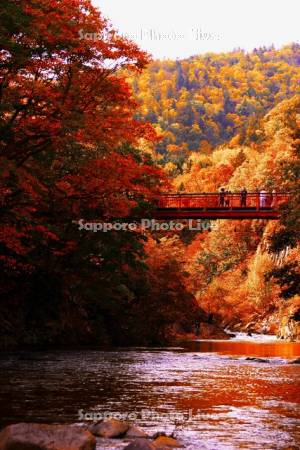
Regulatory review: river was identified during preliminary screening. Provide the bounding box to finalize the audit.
[0,334,299,449]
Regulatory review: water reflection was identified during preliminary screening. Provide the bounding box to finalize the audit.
[0,340,299,449]
[185,339,300,358]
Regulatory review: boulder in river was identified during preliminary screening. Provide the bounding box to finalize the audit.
[245,357,270,363]
[89,418,129,438]
[0,423,96,450]
[125,425,149,438]
[124,439,155,450]
[153,435,184,448]
[288,357,300,364]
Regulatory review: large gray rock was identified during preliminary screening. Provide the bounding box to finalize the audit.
[0,423,96,450]
[124,439,155,450]
[89,418,129,438]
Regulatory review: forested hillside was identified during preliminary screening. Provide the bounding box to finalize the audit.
[126,47,300,340]
[129,45,300,170]
[167,96,300,339]
[1,2,299,448]
[0,0,299,349]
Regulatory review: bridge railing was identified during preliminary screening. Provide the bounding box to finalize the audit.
[157,193,290,210]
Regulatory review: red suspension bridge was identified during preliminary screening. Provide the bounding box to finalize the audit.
[153,192,290,220]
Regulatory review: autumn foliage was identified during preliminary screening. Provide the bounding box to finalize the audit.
[129,45,300,171]
[0,0,176,347]
[163,95,300,334]
[0,0,299,347]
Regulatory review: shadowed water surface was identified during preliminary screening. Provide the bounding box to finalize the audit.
[0,336,299,449]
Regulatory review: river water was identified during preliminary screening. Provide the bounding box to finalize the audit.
[0,334,299,449]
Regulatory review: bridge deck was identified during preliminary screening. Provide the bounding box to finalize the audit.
[153,193,289,220]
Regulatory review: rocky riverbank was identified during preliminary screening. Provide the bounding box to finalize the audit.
[174,322,232,341]
[224,300,300,342]
[0,419,184,450]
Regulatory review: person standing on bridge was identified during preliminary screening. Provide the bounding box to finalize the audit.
[260,189,267,208]
[240,187,247,207]
[270,189,277,208]
[225,189,232,207]
[219,187,225,207]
